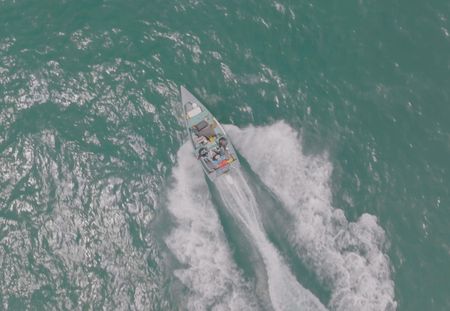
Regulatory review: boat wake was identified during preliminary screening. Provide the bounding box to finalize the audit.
[227,122,397,311]
[165,122,396,311]
[165,143,259,311]
[217,171,327,311]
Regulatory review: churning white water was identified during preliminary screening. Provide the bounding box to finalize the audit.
[217,170,327,311]
[165,122,395,311]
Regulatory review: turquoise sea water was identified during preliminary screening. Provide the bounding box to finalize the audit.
[1,1,449,310]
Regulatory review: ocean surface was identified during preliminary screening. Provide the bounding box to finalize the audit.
[1,1,449,310]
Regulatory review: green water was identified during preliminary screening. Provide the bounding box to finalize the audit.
[1,0,449,310]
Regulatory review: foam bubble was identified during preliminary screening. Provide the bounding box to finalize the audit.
[227,122,397,311]
[165,143,258,310]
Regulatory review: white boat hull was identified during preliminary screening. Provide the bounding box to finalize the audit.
[180,86,240,181]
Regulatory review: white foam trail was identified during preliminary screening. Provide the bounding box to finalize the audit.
[217,171,327,311]
[226,122,397,311]
[165,143,258,311]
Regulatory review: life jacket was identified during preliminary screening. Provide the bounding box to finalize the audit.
[218,159,228,168]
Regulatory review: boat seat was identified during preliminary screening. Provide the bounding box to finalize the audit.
[194,120,216,138]
[187,107,202,118]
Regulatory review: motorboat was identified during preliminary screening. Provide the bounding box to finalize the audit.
[180,86,240,181]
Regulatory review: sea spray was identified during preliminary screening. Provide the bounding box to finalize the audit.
[227,122,397,311]
[166,142,327,310]
[165,143,259,310]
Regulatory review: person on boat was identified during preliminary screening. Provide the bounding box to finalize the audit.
[198,148,215,172]
[198,147,208,159]
[218,137,227,147]
[218,137,230,158]
[211,152,230,169]
[211,153,221,166]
